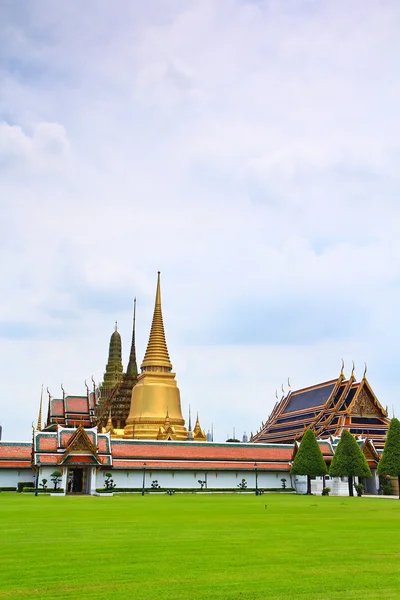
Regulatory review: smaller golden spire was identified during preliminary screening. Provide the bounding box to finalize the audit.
[106,408,114,434]
[36,385,43,431]
[193,412,207,441]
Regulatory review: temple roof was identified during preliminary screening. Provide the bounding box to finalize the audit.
[253,370,390,451]
[283,380,337,413]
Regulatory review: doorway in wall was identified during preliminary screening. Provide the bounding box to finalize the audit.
[67,468,86,494]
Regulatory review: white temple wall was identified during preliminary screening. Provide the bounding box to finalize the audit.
[0,468,34,489]
[105,468,292,491]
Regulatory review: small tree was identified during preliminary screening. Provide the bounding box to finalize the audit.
[104,472,116,491]
[40,479,48,491]
[329,430,371,496]
[198,480,206,490]
[237,478,247,490]
[281,478,287,489]
[151,480,161,489]
[291,429,327,494]
[377,417,400,499]
[50,470,62,491]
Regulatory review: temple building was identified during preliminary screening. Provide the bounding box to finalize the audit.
[253,365,390,451]
[0,273,392,495]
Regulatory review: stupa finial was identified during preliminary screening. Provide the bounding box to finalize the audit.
[141,272,172,370]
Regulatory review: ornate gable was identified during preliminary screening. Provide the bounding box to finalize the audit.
[349,379,387,418]
[60,425,101,465]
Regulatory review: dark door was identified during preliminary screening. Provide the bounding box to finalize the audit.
[68,468,84,493]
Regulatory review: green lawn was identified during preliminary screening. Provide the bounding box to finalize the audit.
[0,493,399,600]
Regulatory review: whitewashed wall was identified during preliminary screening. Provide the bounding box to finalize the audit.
[294,472,380,496]
[102,469,293,491]
[0,469,34,489]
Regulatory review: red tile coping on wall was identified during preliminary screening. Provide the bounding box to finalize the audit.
[0,445,31,459]
[0,461,31,468]
[111,442,293,462]
[112,459,291,470]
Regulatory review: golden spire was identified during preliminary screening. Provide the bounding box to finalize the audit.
[106,408,114,434]
[36,384,43,431]
[141,272,172,370]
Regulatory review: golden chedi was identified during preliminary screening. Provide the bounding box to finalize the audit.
[124,273,188,440]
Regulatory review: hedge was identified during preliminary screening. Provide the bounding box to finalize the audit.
[17,482,34,493]
[22,488,65,494]
[0,487,16,492]
[95,487,295,494]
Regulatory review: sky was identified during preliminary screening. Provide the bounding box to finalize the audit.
[1,0,400,441]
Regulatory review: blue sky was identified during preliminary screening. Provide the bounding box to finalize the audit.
[1,0,400,440]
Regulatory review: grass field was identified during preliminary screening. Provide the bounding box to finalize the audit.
[0,493,400,600]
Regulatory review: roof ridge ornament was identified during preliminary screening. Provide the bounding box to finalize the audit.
[351,361,355,377]
[340,358,345,376]
[363,362,367,379]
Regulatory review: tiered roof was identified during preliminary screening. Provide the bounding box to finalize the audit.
[33,425,112,467]
[253,369,390,451]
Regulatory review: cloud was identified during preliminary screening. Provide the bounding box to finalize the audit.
[1,1,400,440]
[0,121,69,170]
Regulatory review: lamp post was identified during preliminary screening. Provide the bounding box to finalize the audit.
[142,462,147,496]
[255,462,258,496]
[34,458,40,497]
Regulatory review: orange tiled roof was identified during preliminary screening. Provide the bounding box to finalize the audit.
[111,441,293,462]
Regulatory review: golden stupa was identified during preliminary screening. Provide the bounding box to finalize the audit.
[124,272,188,440]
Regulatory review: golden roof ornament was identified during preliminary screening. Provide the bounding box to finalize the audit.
[36,384,43,431]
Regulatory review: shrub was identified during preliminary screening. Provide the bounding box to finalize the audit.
[17,482,34,493]
[151,480,161,489]
[104,472,116,491]
[322,487,331,496]
[354,483,364,497]
[379,478,392,496]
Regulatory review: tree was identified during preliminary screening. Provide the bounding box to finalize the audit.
[50,470,62,491]
[291,428,327,494]
[104,472,116,491]
[377,417,400,499]
[329,430,371,496]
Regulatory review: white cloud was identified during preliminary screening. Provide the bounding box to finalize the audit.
[0,121,69,170]
[1,1,400,440]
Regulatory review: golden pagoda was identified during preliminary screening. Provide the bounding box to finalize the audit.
[124,272,188,440]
